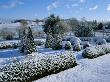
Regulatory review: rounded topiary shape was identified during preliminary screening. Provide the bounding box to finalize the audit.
[69,37,81,51]
[65,41,72,50]
[83,42,91,49]
[95,38,107,45]
[70,37,81,45]
[73,43,81,51]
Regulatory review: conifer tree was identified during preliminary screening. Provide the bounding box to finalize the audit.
[45,33,53,48]
[24,27,37,54]
[52,34,62,50]
[19,29,26,53]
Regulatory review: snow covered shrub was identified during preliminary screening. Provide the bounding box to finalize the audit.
[62,37,81,51]
[0,42,18,49]
[0,51,77,82]
[0,60,37,82]
[82,43,110,58]
[70,37,81,45]
[65,41,72,50]
[73,43,81,51]
[52,34,62,50]
[83,42,91,49]
[69,37,81,51]
[45,33,53,48]
[93,37,107,45]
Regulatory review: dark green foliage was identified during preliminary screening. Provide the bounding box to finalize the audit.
[65,41,72,50]
[97,23,103,30]
[5,35,13,40]
[45,33,53,48]
[52,34,62,50]
[74,25,94,37]
[67,18,79,31]
[44,14,66,49]
[19,28,26,53]
[43,14,60,35]
[24,27,37,54]
[19,27,37,54]
[73,43,81,51]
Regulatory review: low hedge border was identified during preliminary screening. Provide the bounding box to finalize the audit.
[82,43,110,59]
[0,51,77,82]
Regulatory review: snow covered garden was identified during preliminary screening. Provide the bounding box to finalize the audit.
[0,15,110,82]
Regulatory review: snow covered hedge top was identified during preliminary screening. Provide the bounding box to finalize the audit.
[63,36,81,44]
[93,37,107,45]
[0,51,77,82]
[0,40,45,49]
[82,43,110,58]
[0,42,18,49]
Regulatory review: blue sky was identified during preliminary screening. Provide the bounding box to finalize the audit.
[0,0,110,21]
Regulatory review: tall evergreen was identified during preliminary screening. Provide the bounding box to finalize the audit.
[45,33,53,48]
[19,28,26,53]
[44,14,67,49]
[52,34,62,50]
[24,27,37,54]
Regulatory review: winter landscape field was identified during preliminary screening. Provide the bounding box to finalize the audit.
[0,0,110,82]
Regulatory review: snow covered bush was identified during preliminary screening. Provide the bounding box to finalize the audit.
[0,42,18,49]
[70,37,81,51]
[83,42,91,49]
[82,43,110,58]
[52,34,62,50]
[93,38,107,45]
[73,43,81,51]
[0,51,77,82]
[64,41,72,50]
[62,37,81,51]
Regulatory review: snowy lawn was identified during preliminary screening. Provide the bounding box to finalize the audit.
[33,51,110,82]
[0,49,25,68]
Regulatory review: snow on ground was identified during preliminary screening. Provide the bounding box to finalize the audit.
[33,51,110,82]
[0,46,110,82]
[0,49,25,67]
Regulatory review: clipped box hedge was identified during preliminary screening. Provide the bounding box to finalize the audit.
[0,51,77,82]
[82,43,110,59]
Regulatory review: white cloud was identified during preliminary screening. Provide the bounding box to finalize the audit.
[1,0,24,8]
[66,3,79,9]
[107,4,110,11]
[47,1,59,11]
[89,5,98,11]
